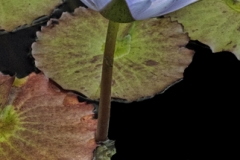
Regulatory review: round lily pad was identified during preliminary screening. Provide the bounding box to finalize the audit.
[168,0,240,59]
[0,0,61,31]
[0,73,97,159]
[32,7,194,102]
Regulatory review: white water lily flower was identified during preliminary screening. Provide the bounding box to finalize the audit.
[81,0,198,20]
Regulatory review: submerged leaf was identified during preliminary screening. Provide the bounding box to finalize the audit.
[168,0,240,59]
[32,7,193,102]
[0,0,61,31]
[0,72,97,159]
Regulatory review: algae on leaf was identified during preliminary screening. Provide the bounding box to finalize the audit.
[32,7,194,102]
[168,0,240,59]
[0,72,97,160]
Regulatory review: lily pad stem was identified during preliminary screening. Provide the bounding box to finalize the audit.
[96,20,119,142]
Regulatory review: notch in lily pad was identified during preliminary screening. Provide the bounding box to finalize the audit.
[225,0,240,12]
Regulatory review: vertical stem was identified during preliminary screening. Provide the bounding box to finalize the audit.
[96,21,119,142]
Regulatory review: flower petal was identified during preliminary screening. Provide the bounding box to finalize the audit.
[95,0,111,10]
[81,0,99,11]
[129,0,175,20]
[129,0,198,20]
[155,0,198,16]
[125,0,152,19]
[81,0,111,11]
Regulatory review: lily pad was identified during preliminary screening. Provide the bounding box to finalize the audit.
[32,7,194,102]
[0,0,61,31]
[0,72,14,109]
[168,0,240,59]
[0,72,97,159]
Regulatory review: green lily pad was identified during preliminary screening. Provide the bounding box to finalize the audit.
[225,0,240,12]
[0,0,61,31]
[32,7,194,102]
[0,73,97,159]
[168,0,240,59]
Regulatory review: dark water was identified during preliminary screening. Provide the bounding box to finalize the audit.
[1,1,240,159]
[109,41,240,160]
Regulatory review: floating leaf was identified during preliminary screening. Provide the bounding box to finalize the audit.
[0,73,14,109]
[0,0,61,31]
[225,0,240,12]
[32,7,194,102]
[0,72,97,159]
[168,0,240,59]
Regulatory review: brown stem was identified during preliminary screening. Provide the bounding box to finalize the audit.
[96,20,119,142]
